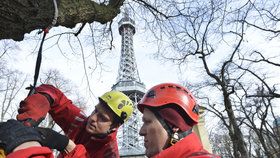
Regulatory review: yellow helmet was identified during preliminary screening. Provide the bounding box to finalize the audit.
[99,91,133,123]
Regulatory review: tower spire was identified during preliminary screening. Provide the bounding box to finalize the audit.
[112,8,146,157]
[116,8,140,82]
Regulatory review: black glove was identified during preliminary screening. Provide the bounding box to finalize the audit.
[0,119,41,155]
[35,127,69,151]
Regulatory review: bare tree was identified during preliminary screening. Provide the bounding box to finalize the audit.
[0,61,27,121]
[39,69,88,128]
[234,84,280,157]
[210,121,234,157]
[0,40,19,59]
[128,0,280,157]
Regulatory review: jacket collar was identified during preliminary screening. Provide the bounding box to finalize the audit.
[152,132,204,158]
[90,130,117,143]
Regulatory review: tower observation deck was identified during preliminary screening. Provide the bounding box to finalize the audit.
[111,9,146,157]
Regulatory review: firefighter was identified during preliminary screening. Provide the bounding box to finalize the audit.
[138,83,220,158]
[16,84,133,158]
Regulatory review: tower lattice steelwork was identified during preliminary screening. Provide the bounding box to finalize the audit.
[111,9,146,157]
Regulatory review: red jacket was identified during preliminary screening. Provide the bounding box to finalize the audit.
[7,145,87,158]
[36,84,120,158]
[152,133,220,158]
[7,146,54,158]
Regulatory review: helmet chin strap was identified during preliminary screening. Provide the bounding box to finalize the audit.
[151,109,192,145]
[91,128,115,139]
[170,129,192,145]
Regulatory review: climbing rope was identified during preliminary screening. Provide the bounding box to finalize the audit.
[27,0,58,96]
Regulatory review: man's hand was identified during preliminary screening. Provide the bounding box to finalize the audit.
[35,127,69,152]
[17,93,51,127]
[0,119,42,155]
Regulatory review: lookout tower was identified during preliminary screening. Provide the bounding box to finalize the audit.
[112,8,146,157]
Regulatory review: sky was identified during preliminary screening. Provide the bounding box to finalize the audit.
[6,21,181,112]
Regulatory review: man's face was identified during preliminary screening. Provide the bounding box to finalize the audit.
[139,108,169,157]
[86,103,115,135]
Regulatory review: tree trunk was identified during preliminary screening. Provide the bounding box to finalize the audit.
[0,0,125,41]
[223,90,249,158]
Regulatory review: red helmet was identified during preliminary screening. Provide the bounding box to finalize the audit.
[137,83,199,125]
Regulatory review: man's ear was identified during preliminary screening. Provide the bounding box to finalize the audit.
[107,127,118,134]
[113,122,122,128]
[109,122,121,133]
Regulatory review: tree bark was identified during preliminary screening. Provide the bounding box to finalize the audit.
[223,89,249,158]
[0,0,125,41]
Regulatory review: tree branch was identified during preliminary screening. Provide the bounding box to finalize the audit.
[0,0,125,41]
